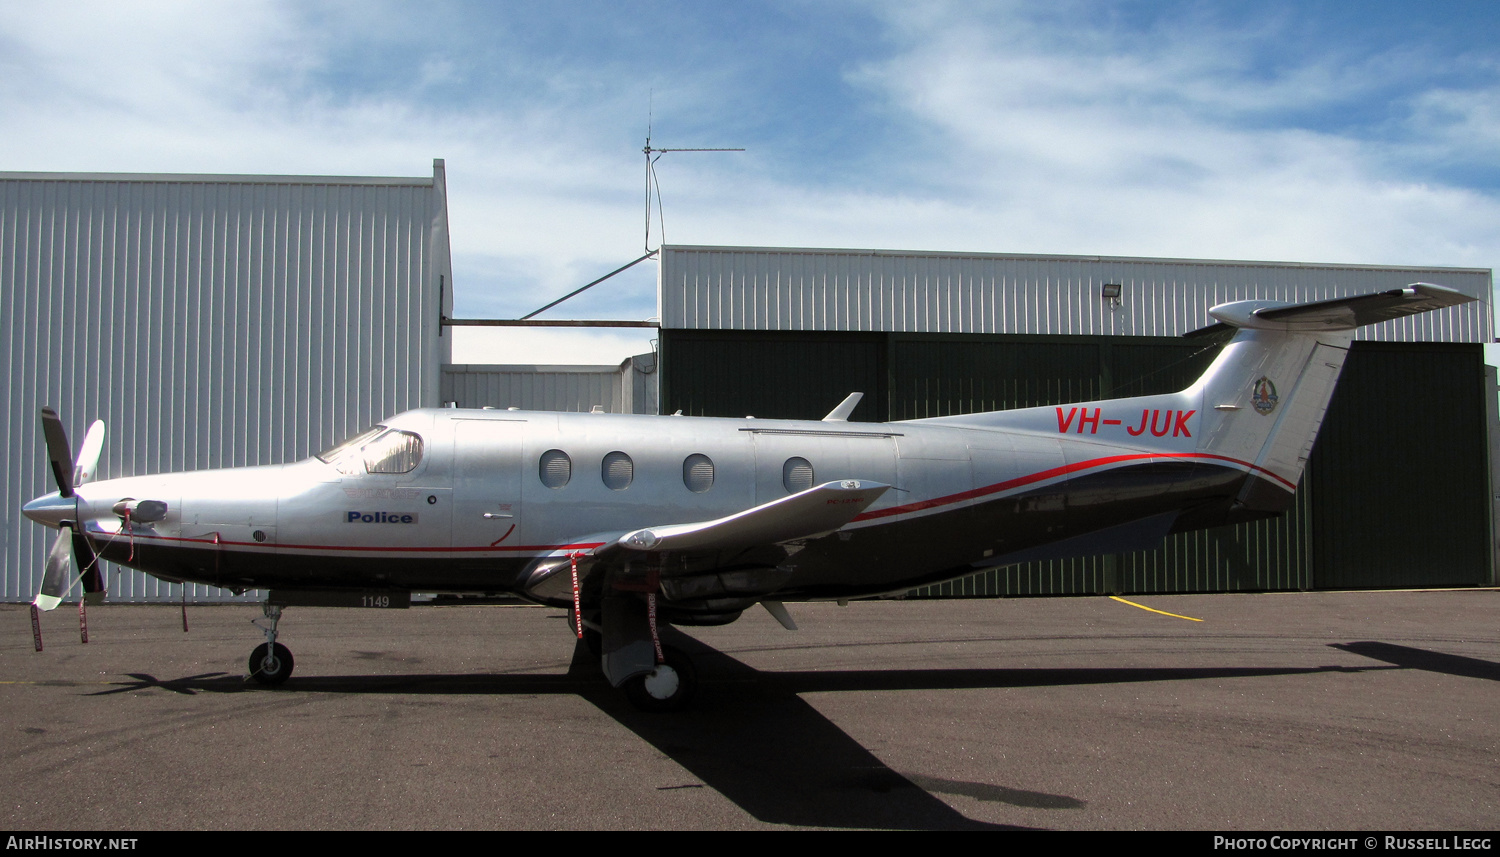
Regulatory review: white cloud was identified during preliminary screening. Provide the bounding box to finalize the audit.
[2,2,1496,364]
[0,2,312,119]
[662,4,1500,272]
[1405,85,1500,162]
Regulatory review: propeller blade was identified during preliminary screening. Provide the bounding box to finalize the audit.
[35,526,74,612]
[40,407,76,498]
[33,411,107,610]
[72,528,105,596]
[74,420,105,487]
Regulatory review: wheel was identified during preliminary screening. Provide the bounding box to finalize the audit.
[623,645,697,712]
[248,642,294,686]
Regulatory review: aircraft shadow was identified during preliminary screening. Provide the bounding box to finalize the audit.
[89,634,1402,829]
[565,632,1028,830]
[1330,641,1500,682]
[562,632,1407,829]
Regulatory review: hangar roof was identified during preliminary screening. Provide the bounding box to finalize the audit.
[660,244,1493,342]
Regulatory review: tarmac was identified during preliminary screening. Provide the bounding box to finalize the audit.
[0,589,1495,830]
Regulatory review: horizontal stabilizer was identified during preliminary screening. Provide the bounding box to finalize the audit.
[618,480,890,553]
[1209,283,1474,332]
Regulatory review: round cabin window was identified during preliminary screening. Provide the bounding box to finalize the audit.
[683,454,714,493]
[783,457,814,493]
[539,449,572,489]
[602,451,634,491]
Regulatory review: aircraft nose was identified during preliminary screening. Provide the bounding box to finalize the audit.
[22,492,76,529]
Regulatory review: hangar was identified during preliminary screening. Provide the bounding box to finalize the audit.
[655,245,1497,594]
[2,166,1494,602]
[1,164,454,602]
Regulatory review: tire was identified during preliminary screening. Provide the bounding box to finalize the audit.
[248,642,294,686]
[623,645,697,712]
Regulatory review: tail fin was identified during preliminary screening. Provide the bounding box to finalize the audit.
[1189,283,1474,511]
[914,283,1475,516]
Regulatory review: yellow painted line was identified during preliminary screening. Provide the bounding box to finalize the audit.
[1109,595,1203,622]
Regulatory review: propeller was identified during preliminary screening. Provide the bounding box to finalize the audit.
[31,407,106,611]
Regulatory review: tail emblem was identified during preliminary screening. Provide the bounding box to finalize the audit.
[1251,377,1280,415]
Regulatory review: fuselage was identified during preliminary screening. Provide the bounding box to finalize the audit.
[26,402,1272,607]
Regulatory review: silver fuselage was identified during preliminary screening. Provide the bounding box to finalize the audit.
[33,398,1269,608]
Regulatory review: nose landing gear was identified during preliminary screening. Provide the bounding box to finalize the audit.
[248,603,295,686]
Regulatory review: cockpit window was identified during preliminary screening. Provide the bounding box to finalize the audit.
[317,426,385,475]
[315,425,423,476]
[362,430,424,474]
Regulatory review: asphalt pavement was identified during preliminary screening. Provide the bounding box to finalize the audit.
[0,589,1495,830]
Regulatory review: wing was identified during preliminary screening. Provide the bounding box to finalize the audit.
[615,478,890,552]
[520,479,891,603]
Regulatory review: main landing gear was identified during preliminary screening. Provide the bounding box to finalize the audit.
[622,644,697,713]
[249,603,294,686]
[592,594,699,712]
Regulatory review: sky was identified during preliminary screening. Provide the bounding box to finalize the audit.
[3,1,1499,364]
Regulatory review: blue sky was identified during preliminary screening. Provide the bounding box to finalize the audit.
[3,1,1498,363]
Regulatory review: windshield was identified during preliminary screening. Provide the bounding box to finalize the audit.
[316,426,385,472]
[362,429,424,474]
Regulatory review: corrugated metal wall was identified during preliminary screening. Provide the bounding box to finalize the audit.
[890,338,1106,418]
[441,354,659,414]
[661,332,885,422]
[2,166,452,602]
[1309,343,1493,588]
[661,245,1493,343]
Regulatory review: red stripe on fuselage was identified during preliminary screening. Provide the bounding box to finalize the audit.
[852,452,1293,522]
[87,530,606,556]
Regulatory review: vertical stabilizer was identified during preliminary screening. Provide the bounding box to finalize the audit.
[1189,284,1473,511]
[1188,329,1351,511]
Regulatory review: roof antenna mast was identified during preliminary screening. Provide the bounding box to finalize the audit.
[643,93,744,253]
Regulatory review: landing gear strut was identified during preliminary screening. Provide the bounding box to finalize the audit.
[249,603,294,686]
